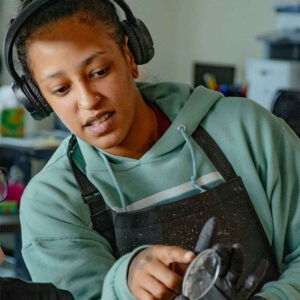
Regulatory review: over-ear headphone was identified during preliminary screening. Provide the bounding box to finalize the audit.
[4,0,154,120]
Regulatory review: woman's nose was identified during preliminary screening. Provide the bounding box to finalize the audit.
[77,83,101,109]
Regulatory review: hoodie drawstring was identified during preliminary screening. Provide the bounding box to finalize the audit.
[178,125,207,193]
[98,151,127,212]
[98,124,205,212]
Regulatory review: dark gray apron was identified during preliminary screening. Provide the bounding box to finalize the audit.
[67,125,279,290]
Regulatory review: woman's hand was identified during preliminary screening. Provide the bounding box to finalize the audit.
[0,247,4,264]
[128,245,195,300]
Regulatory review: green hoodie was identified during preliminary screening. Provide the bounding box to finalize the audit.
[20,82,300,300]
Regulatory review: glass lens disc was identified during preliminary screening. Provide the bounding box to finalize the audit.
[182,249,221,300]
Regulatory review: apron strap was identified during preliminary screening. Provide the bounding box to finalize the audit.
[67,135,104,208]
[192,125,237,181]
[67,135,114,240]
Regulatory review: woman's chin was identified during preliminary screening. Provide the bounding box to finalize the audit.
[86,132,124,152]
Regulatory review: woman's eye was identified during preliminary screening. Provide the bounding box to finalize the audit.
[90,67,110,79]
[53,85,69,96]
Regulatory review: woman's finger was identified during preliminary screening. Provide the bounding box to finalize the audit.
[128,246,187,299]
[154,245,195,266]
[0,247,5,264]
[135,287,157,300]
[169,262,189,277]
[141,273,177,300]
[147,259,183,294]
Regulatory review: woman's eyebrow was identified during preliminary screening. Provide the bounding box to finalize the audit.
[41,51,107,83]
[81,50,107,67]
[41,71,64,83]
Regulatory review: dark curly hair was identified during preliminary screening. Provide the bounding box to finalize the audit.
[14,0,125,86]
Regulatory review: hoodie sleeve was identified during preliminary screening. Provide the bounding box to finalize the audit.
[20,186,142,300]
[255,119,300,300]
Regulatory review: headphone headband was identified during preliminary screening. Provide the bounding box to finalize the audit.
[4,0,138,85]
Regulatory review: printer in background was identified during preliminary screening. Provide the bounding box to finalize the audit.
[246,1,300,111]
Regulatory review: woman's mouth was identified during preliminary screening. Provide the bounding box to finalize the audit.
[85,111,115,135]
[87,112,114,126]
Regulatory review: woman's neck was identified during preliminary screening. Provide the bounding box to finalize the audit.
[105,97,158,159]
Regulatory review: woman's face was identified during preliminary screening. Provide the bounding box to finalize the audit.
[27,15,143,152]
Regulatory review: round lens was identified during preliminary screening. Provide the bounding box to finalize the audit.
[182,249,221,300]
[0,168,8,201]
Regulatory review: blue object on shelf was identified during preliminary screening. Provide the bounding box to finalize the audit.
[276,5,300,12]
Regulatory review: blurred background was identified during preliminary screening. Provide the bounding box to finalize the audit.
[0,0,299,280]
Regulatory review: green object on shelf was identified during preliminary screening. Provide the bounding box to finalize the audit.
[1,107,25,137]
[0,201,18,215]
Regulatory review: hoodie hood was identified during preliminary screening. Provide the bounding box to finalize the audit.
[76,81,224,167]
[137,82,224,159]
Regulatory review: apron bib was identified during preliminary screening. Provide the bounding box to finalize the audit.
[67,125,279,287]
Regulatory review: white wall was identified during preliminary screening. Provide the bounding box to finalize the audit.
[128,0,277,85]
[126,0,179,82]
[0,0,19,85]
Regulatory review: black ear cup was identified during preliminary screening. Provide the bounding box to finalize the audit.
[122,21,142,64]
[121,19,154,65]
[12,76,52,120]
[133,19,155,63]
[27,79,53,115]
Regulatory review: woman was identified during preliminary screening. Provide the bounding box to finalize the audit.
[4,0,300,299]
